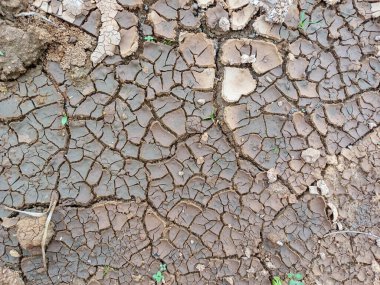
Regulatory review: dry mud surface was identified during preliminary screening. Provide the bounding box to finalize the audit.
[0,0,380,284]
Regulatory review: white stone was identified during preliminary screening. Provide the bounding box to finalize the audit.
[225,277,234,285]
[244,247,252,258]
[197,156,205,165]
[241,54,256,63]
[309,186,319,195]
[241,54,250,63]
[197,98,206,105]
[196,0,214,9]
[324,0,340,5]
[196,264,206,272]
[201,132,209,143]
[317,180,329,196]
[267,168,278,183]
[368,122,376,129]
[219,17,231,31]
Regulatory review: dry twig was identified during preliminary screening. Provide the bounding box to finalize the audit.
[15,12,56,26]
[324,230,380,239]
[3,191,59,270]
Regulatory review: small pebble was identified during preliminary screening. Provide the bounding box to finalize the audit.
[309,185,319,195]
[197,98,206,105]
[9,249,21,257]
[201,132,208,143]
[197,156,205,165]
[219,17,230,31]
[368,122,376,129]
[68,36,77,44]
[317,180,330,196]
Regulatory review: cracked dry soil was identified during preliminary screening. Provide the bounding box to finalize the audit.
[0,0,380,284]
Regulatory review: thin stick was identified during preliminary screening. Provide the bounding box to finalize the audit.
[15,12,56,26]
[42,191,59,270]
[3,191,59,270]
[324,230,380,239]
[3,206,47,217]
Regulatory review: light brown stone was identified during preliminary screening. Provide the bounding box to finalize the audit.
[231,4,257,30]
[226,0,249,10]
[222,67,256,102]
[119,27,138,58]
[196,0,214,8]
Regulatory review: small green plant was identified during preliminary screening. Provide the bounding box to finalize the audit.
[287,273,305,285]
[144,36,156,42]
[272,276,283,285]
[272,146,280,154]
[272,273,304,285]
[0,51,5,57]
[61,115,68,126]
[204,109,217,123]
[162,39,176,46]
[159,263,167,271]
[103,265,113,277]
[152,263,167,283]
[298,11,321,30]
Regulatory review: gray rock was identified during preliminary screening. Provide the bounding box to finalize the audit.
[0,22,52,80]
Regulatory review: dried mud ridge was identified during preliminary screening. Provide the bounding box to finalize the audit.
[0,0,380,284]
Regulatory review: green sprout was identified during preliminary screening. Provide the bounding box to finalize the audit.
[162,39,176,46]
[272,146,280,154]
[272,276,283,285]
[153,271,163,283]
[159,263,167,272]
[103,265,112,277]
[0,51,5,57]
[204,109,217,123]
[288,273,305,285]
[298,11,322,30]
[289,281,305,285]
[61,115,68,126]
[152,263,167,283]
[144,36,156,42]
